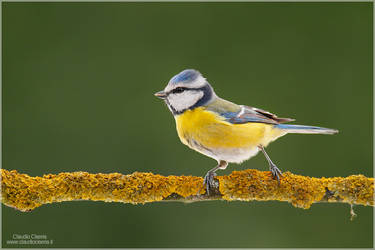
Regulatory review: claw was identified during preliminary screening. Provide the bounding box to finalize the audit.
[270,163,283,185]
[258,145,283,185]
[203,171,217,195]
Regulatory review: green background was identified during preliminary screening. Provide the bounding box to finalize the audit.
[2,2,373,248]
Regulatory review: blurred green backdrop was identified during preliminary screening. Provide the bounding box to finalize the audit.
[2,2,373,248]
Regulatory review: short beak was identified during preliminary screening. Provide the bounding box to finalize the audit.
[154,90,167,99]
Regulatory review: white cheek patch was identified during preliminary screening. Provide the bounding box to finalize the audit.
[167,90,204,112]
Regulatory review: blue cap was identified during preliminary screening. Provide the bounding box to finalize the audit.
[169,69,201,84]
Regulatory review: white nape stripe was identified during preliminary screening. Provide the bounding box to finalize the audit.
[164,75,206,92]
[167,90,204,112]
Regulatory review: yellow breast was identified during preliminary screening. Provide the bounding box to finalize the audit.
[175,107,285,149]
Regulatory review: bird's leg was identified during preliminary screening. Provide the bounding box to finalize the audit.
[258,145,283,184]
[203,160,228,195]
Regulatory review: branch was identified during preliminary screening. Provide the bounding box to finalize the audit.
[1,168,373,212]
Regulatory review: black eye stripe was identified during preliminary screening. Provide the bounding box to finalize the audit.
[172,87,186,94]
[167,87,188,95]
[166,86,207,96]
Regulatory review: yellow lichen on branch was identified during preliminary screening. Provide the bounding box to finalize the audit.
[219,170,374,208]
[0,168,373,212]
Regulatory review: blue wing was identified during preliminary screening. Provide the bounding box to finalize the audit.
[221,106,295,125]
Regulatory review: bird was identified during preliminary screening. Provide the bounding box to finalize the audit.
[154,69,338,194]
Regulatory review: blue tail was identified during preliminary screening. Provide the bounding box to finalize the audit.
[275,124,338,134]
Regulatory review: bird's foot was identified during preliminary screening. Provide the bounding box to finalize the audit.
[269,163,283,185]
[203,171,217,195]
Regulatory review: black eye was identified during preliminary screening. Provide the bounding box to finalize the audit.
[172,87,185,94]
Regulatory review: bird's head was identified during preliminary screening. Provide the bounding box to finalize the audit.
[155,69,216,115]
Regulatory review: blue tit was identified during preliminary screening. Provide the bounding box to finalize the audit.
[155,69,338,193]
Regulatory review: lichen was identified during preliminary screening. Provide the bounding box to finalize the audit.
[218,170,374,209]
[1,169,373,212]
